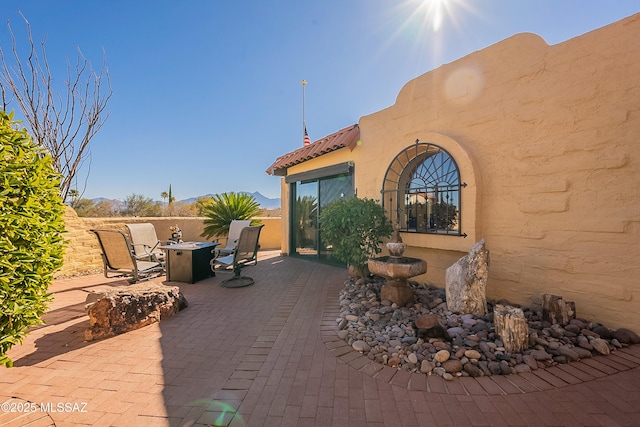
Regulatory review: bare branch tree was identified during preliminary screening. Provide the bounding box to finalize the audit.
[0,12,112,202]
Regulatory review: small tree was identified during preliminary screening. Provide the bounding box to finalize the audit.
[0,110,65,367]
[194,196,211,216]
[91,199,118,217]
[71,198,95,217]
[170,201,197,217]
[123,194,161,217]
[166,184,175,216]
[320,196,393,277]
[160,191,168,214]
[0,14,112,202]
[200,192,262,239]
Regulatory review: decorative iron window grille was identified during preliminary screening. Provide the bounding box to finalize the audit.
[381,140,466,236]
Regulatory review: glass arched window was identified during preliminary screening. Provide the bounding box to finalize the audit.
[382,141,465,235]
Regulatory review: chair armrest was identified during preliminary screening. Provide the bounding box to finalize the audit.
[213,254,234,267]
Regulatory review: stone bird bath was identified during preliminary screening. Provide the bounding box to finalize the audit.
[368,232,427,306]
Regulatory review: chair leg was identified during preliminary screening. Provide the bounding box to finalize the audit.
[220,264,254,288]
[221,275,255,288]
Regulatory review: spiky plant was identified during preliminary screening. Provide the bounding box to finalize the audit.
[200,192,262,239]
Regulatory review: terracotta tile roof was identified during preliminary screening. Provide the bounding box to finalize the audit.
[266,124,359,175]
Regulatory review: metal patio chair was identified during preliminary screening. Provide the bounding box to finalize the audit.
[213,220,252,259]
[211,225,263,288]
[91,229,165,283]
[125,223,169,264]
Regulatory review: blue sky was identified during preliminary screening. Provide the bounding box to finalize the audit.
[1,1,638,201]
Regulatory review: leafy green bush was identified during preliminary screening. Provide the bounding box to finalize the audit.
[320,196,393,277]
[200,192,262,239]
[0,111,66,367]
[123,193,162,217]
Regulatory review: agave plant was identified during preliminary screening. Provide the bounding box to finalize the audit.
[200,192,262,239]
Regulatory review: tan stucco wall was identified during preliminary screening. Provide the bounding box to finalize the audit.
[277,14,640,330]
[58,206,281,277]
[280,177,291,254]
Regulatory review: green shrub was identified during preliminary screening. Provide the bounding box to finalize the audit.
[0,111,66,368]
[200,192,262,239]
[320,196,393,277]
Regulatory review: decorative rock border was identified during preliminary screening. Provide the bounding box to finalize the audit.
[321,278,640,395]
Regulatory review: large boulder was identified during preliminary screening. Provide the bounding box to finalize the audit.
[445,239,490,315]
[85,282,188,341]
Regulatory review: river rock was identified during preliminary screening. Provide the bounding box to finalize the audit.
[557,346,580,362]
[488,361,502,375]
[352,340,370,352]
[613,328,640,344]
[592,325,612,340]
[590,338,610,355]
[336,273,635,379]
[464,349,482,360]
[464,363,483,377]
[522,354,538,370]
[573,347,592,359]
[421,360,435,374]
[530,350,553,361]
[434,350,450,363]
[577,335,593,350]
[442,359,463,373]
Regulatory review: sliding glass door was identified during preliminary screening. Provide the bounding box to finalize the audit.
[293,181,318,257]
[291,170,354,263]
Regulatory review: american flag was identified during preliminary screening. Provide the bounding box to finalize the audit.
[303,125,311,146]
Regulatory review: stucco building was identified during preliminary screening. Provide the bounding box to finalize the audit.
[267,13,640,330]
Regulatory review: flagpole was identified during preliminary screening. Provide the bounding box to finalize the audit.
[301,80,307,146]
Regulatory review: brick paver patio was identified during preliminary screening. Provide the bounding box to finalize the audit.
[2,251,639,426]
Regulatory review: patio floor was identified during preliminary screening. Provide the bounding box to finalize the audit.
[2,250,640,426]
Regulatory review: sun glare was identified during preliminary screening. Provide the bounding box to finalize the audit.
[427,0,446,32]
[369,0,476,73]
[413,0,460,32]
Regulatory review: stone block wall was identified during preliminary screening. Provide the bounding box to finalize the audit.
[58,206,282,277]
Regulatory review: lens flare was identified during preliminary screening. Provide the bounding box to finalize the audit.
[415,0,454,33]
[444,65,484,105]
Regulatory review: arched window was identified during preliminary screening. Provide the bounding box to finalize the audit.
[382,141,465,235]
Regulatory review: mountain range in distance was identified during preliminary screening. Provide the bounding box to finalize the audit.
[91,191,281,209]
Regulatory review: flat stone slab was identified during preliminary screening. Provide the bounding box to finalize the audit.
[368,256,427,279]
[84,282,188,341]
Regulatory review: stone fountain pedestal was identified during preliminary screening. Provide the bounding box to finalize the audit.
[368,256,428,306]
[368,231,428,306]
